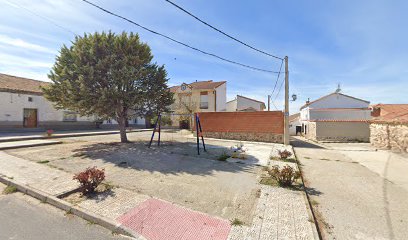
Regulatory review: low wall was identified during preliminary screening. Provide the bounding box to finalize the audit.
[309,121,370,142]
[370,123,408,152]
[195,111,283,143]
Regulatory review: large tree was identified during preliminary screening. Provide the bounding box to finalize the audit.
[43,31,173,142]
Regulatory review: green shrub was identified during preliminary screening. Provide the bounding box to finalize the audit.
[150,115,172,126]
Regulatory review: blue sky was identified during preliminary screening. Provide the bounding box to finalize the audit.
[0,0,407,113]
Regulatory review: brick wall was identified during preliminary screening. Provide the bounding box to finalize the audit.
[195,111,283,143]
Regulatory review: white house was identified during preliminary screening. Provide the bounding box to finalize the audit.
[300,92,371,142]
[0,73,144,131]
[226,95,266,112]
[289,113,301,135]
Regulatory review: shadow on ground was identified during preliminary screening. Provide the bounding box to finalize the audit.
[71,140,259,176]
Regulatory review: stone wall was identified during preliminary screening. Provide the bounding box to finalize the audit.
[370,123,408,152]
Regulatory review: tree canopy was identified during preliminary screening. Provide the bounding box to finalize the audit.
[43,31,173,142]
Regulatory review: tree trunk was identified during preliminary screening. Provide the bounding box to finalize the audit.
[117,115,128,143]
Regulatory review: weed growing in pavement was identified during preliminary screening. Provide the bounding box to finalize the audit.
[310,199,319,206]
[230,218,244,226]
[304,157,311,159]
[37,160,50,164]
[3,185,17,194]
[217,152,230,161]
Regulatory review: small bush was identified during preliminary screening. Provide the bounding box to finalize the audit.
[268,165,300,187]
[278,149,293,159]
[230,218,244,226]
[73,167,105,195]
[217,152,230,161]
[3,185,17,194]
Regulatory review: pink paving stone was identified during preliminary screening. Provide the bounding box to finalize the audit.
[117,198,231,240]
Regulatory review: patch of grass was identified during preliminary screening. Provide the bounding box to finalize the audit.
[310,199,319,206]
[217,152,230,161]
[259,177,279,187]
[3,185,17,194]
[230,218,244,226]
[87,220,96,225]
[72,152,88,158]
[64,209,73,216]
[37,160,50,164]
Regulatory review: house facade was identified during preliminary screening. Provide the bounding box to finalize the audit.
[300,92,371,142]
[226,95,266,112]
[0,73,144,131]
[168,80,226,128]
[289,113,301,136]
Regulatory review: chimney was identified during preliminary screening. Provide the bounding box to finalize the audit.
[306,98,310,104]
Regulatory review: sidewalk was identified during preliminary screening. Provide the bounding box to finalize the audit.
[0,129,152,143]
[0,151,318,240]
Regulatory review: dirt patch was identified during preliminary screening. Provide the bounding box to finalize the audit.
[6,131,269,224]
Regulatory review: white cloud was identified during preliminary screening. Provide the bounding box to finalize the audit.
[0,34,55,54]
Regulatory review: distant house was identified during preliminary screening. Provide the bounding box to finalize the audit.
[289,113,301,136]
[226,95,266,112]
[168,80,227,128]
[300,92,371,142]
[0,73,144,130]
[370,104,408,152]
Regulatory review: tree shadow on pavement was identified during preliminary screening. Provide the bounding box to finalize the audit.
[71,141,259,176]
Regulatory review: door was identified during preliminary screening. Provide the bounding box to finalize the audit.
[23,108,38,128]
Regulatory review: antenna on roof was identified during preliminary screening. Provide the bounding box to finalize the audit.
[335,83,341,93]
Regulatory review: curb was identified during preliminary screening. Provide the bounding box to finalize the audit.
[291,145,323,240]
[0,129,152,143]
[0,140,62,150]
[0,175,140,239]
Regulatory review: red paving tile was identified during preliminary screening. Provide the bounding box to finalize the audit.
[117,198,231,240]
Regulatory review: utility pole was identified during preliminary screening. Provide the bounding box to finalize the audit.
[284,56,289,145]
[267,95,270,111]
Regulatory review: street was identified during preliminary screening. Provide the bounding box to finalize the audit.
[292,137,408,240]
[0,183,129,240]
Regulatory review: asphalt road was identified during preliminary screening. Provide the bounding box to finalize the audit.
[0,184,129,240]
[292,137,408,240]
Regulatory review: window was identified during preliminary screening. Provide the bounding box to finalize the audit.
[28,97,33,102]
[63,111,77,122]
[200,91,208,109]
[106,119,112,124]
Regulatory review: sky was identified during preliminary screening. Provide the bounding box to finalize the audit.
[0,0,407,113]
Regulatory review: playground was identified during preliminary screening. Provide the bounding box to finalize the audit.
[3,129,288,224]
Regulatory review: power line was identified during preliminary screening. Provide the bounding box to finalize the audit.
[4,0,78,36]
[271,59,284,98]
[274,74,285,101]
[80,0,281,74]
[269,59,284,110]
[165,0,283,60]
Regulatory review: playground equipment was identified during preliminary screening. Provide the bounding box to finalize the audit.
[148,113,206,155]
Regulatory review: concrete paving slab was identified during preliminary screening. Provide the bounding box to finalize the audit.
[0,139,61,150]
[0,151,78,196]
